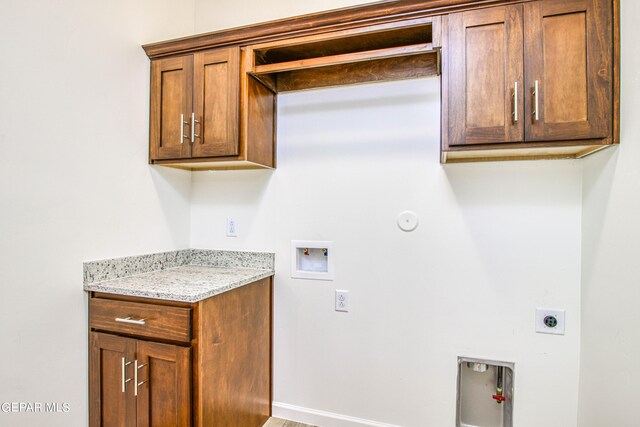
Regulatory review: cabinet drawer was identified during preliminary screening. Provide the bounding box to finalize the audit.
[89,298,191,342]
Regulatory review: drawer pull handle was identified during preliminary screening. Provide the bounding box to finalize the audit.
[115,316,146,325]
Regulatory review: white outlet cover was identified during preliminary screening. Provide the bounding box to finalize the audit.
[535,308,566,335]
[226,217,238,237]
[335,290,349,312]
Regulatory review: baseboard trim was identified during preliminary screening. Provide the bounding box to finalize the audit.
[272,402,404,427]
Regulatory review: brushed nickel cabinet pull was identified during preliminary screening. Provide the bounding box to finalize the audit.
[533,80,539,122]
[134,360,147,397]
[180,114,189,143]
[134,359,138,396]
[191,112,200,143]
[121,357,132,393]
[513,81,519,124]
[115,316,146,325]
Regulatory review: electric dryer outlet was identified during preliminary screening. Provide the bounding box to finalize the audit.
[535,308,566,335]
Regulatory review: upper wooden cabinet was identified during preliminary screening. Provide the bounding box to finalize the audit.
[149,47,275,170]
[143,0,618,165]
[442,0,616,162]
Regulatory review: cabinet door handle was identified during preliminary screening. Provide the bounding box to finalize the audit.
[121,357,132,393]
[191,112,200,143]
[180,114,189,144]
[533,80,539,122]
[115,316,146,325]
[134,360,147,397]
[512,81,518,124]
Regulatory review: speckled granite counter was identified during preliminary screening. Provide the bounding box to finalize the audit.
[83,249,274,303]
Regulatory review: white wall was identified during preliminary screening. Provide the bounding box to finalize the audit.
[0,1,195,425]
[194,0,369,33]
[1,0,627,425]
[577,1,640,425]
[190,76,583,426]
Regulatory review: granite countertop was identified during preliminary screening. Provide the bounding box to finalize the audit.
[83,249,275,303]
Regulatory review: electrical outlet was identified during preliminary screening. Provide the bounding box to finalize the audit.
[535,308,565,335]
[335,290,349,312]
[226,217,238,237]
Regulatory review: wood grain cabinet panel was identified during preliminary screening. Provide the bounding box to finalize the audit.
[524,0,612,141]
[197,278,271,427]
[89,298,192,343]
[88,277,273,427]
[150,56,193,160]
[445,5,524,146]
[136,341,191,427]
[90,333,191,427]
[193,48,240,158]
[89,333,137,427]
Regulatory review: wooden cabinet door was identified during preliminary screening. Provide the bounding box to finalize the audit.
[89,332,136,427]
[150,56,193,160]
[524,0,612,141]
[446,5,524,146]
[136,341,191,427]
[192,47,240,158]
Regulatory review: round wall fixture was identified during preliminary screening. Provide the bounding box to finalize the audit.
[397,210,419,232]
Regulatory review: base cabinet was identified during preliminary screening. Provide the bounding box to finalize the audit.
[88,277,272,427]
[90,334,190,427]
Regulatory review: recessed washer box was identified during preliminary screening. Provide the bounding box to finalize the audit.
[457,357,514,427]
[291,240,334,280]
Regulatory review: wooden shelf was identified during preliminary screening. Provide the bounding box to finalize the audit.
[246,18,440,92]
[253,43,434,74]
